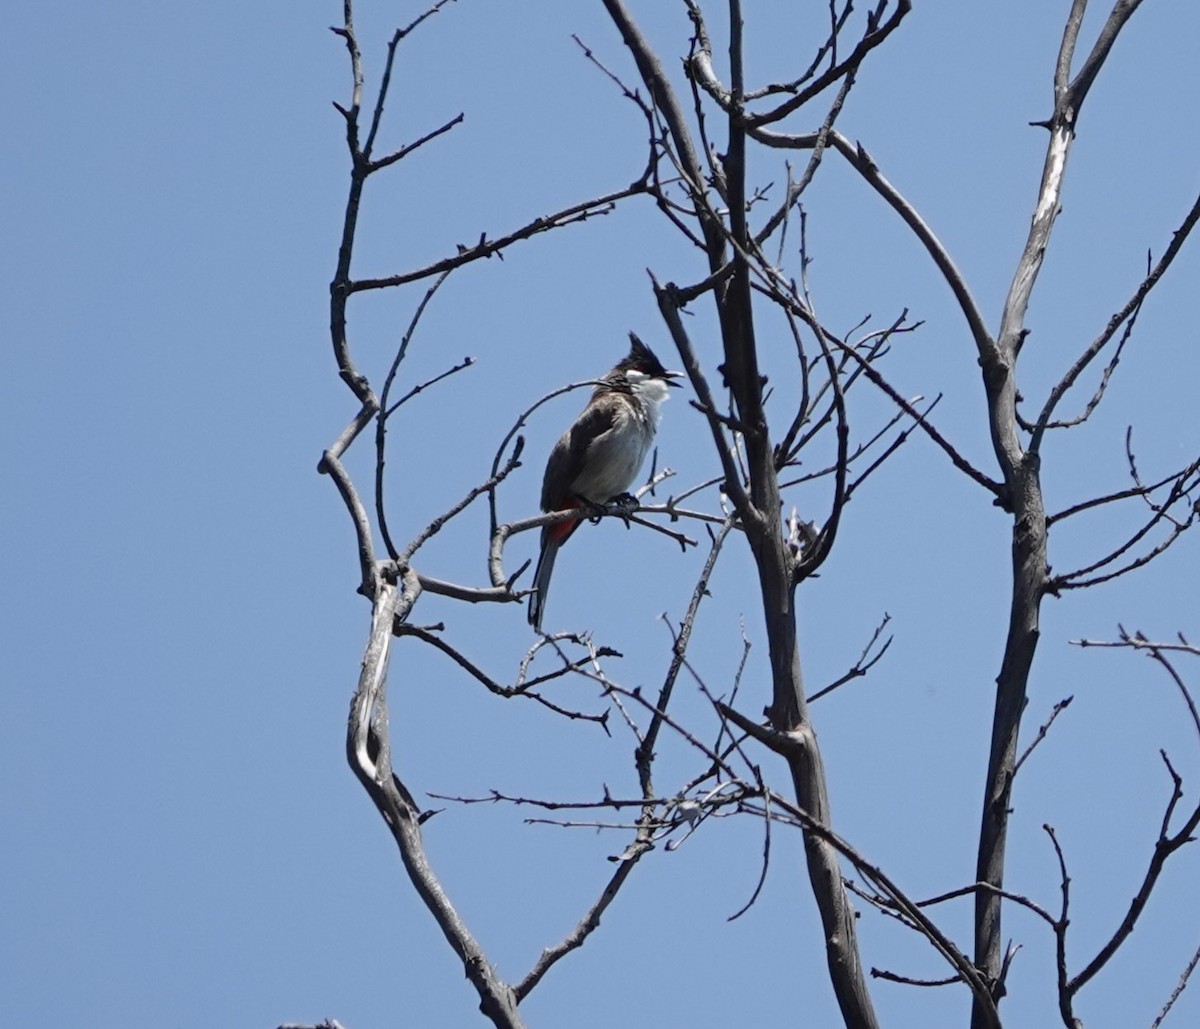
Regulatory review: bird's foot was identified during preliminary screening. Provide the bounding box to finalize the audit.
[609,493,640,528]
[576,494,640,525]
[609,492,640,514]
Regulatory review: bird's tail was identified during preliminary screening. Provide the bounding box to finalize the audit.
[528,516,579,631]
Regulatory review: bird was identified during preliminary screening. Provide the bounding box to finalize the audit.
[528,333,683,631]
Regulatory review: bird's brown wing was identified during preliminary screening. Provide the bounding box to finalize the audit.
[540,401,617,511]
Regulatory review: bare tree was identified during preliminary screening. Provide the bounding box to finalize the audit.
[299,2,1200,1027]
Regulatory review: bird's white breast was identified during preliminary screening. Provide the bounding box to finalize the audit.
[571,386,669,503]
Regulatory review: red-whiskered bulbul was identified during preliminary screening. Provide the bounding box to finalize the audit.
[528,333,682,631]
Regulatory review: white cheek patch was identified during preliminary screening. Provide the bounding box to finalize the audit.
[625,369,649,383]
[631,377,671,414]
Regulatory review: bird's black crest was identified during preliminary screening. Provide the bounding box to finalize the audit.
[620,332,671,378]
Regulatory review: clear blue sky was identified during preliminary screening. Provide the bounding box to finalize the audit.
[3,3,1199,1027]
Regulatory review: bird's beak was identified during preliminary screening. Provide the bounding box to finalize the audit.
[665,371,685,388]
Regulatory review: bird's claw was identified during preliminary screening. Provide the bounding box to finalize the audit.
[577,493,640,525]
[609,493,639,528]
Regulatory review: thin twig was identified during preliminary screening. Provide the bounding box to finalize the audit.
[1013,696,1074,777]
[807,614,893,703]
[1152,940,1200,1028]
